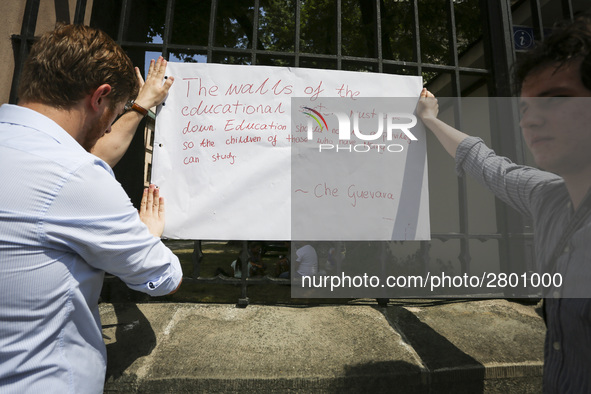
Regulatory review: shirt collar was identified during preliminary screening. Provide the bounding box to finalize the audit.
[0,104,86,154]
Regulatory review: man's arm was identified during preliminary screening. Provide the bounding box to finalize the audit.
[416,88,469,158]
[138,183,182,294]
[91,56,174,167]
[417,88,561,219]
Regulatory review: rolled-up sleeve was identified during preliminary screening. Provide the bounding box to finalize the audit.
[41,158,182,296]
[454,136,563,219]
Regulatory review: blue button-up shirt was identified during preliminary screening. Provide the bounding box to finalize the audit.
[0,104,182,393]
[456,136,591,393]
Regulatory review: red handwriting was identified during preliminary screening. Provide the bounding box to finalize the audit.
[200,138,215,147]
[310,183,394,207]
[381,132,413,144]
[303,81,324,101]
[183,156,200,165]
[285,135,308,143]
[336,84,360,99]
[182,121,214,134]
[226,135,261,145]
[181,101,284,116]
[348,184,394,207]
[224,119,287,132]
[349,109,378,118]
[212,152,236,165]
[294,123,322,135]
[305,102,327,112]
[225,78,293,96]
[314,183,339,198]
[183,77,219,97]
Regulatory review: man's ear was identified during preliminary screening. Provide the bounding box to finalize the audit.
[89,84,112,112]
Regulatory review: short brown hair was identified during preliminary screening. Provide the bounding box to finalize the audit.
[18,23,138,109]
[515,11,591,93]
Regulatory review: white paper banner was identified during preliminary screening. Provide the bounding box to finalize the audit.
[152,63,429,240]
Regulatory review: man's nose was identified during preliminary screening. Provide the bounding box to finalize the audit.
[519,107,544,129]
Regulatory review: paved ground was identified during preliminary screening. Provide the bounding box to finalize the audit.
[101,299,545,393]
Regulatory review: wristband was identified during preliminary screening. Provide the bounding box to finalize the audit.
[126,101,149,117]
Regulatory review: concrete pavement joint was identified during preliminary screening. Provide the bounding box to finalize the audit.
[135,304,183,380]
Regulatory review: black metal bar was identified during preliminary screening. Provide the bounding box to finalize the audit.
[207,0,218,62]
[192,240,203,279]
[117,0,130,43]
[481,0,530,295]
[161,0,175,59]
[134,40,488,72]
[411,0,421,76]
[294,0,301,67]
[431,232,530,240]
[9,0,40,104]
[238,241,250,307]
[19,1,40,51]
[446,0,460,86]
[561,0,574,21]
[445,0,472,275]
[252,0,260,64]
[455,113,471,275]
[336,0,342,70]
[54,0,71,23]
[481,0,515,96]
[375,0,382,73]
[74,0,87,24]
[420,240,430,279]
[530,0,544,40]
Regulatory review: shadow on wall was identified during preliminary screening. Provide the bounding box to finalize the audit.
[104,303,156,381]
[340,360,426,393]
[338,304,485,394]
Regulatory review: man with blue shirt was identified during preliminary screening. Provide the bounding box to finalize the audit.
[0,24,182,393]
[418,12,591,393]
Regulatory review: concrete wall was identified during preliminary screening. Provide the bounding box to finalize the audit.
[0,1,26,104]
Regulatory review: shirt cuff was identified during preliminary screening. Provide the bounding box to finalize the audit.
[128,257,183,296]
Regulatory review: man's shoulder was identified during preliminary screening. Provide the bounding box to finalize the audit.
[0,105,112,177]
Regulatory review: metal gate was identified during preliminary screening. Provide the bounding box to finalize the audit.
[10,0,586,304]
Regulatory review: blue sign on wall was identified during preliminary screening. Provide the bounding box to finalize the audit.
[513,26,535,51]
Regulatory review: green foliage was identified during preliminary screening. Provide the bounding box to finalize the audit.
[101,0,483,71]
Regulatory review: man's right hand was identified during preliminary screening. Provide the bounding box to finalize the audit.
[139,184,165,237]
[417,88,439,121]
[416,88,469,159]
[133,56,175,111]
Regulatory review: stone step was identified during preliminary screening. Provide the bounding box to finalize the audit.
[101,299,545,393]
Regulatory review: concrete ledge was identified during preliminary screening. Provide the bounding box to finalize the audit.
[101,300,545,393]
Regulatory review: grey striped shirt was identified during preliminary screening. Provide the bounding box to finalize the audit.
[456,136,591,393]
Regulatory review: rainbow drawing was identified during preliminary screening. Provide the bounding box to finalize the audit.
[302,106,328,131]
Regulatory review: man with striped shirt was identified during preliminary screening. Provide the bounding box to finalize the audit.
[0,24,182,393]
[418,12,591,393]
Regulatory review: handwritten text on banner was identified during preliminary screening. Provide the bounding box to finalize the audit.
[152,63,429,240]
